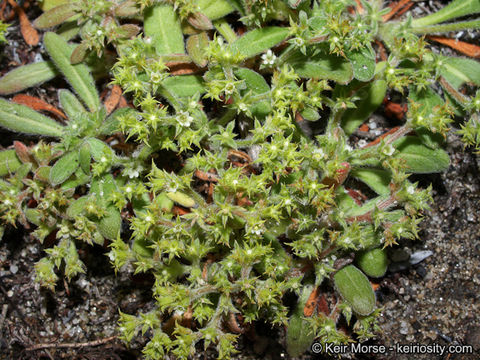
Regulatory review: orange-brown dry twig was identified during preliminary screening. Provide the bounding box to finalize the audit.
[427,36,480,58]
[382,0,412,22]
[7,0,38,46]
[12,94,66,119]
[104,85,123,114]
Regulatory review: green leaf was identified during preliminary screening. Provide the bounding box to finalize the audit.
[356,248,389,278]
[79,142,91,175]
[351,168,391,195]
[0,98,64,137]
[34,3,78,29]
[166,191,196,208]
[49,151,79,185]
[286,285,317,357]
[66,195,89,218]
[0,61,59,95]
[347,47,376,82]
[99,107,134,135]
[334,265,376,316]
[186,32,209,67]
[412,0,480,27]
[286,48,353,84]
[96,205,121,240]
[198,0,235,20]
[230,27,289,59]
[58,89,86,119]
[144,4,185,55]
[341,80,387,135]
[439,56,480,89]
[0,149,22,176]
[43,32,100,112]
[25,208,43,226]
[85,138,113,161]
[233,67,271,118]
[409,86,445,148]
[160,75,206,97]
[394,136,450,173]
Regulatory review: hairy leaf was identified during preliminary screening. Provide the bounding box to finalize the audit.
[286,284,317,357]
[356,248,389,278]
[161,75,206,97]
[43,32,100,112]
[198,0,235,20]
[58,89,86,119]
[34,3,78,29]
[144,4,185,55]
[0,150,22,176]
[334,265,376,316]
[0,98,64,137]
[394,136,450,173]
[351,168,391,195]
[49,151,79,185]
[286,48,353,84]
[0,61,59,95]
[230,27,289,59]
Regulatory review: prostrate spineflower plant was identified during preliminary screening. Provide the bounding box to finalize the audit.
[0,0,479,359]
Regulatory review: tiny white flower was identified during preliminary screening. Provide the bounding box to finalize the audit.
[72,124,78,130]
[232,179,238,185]
[125,186,132,193]
[100,156,107,163]
[383,144,395,156]
[388,68,395,75]
[246,249,253,255]
[145,216,152,222]
[407,185,415,194]
[96,30,103,36]
[261,49,277,66]
[4,199,11,206]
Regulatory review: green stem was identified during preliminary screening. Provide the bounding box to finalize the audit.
[276,44,296,67]
[213,18,237,43]
[412,18,480,34]
[411,0,480,27]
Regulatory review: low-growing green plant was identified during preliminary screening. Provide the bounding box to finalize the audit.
[0,0,480,359]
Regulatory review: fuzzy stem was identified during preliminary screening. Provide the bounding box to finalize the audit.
[213,18,237,43]
[412,18,480,34]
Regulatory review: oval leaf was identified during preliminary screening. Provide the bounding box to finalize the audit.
[186,32,209,67]
[96,205,121,240]
[0,61,59,95]
[0,98,64,137]
[49,151,79,185]
[198,0,235,20]
[347,46,376,82]
[334,265,376,316]
[161,75,206,97]
[43,32,100,112]
[58,89,86,118]
[0,149,22,176]
[286,284,317,357]
[394,136,450,173]
[230,27,289,59]
[438,56,480,89]
[34,3,78,29]
[144,4,185,55]
[351,168,391,195]
[286,48,353,84]
[356,248,389,278]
